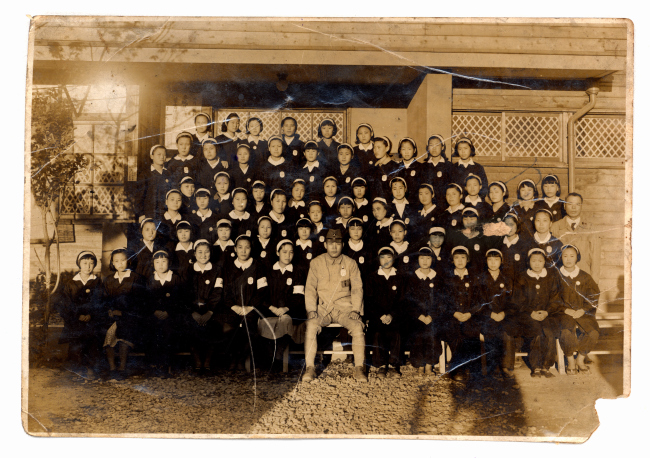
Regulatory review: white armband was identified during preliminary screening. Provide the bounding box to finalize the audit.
[257,277,268,289]
[214,278,223,288]
[293,285,305,295]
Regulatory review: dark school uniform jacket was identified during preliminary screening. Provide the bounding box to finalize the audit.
[171,242,195,277]
[423,157,454,207]
[389,200,418,238]
[226,210,256,238]
[321,196,340,228]
[488,202,512,224]
[557,267,600,316]
[311,222,328,255]
[368,160,400,200]
[353,144,375,171]
[396,159,427,200]
[510,268,563,316]
[364,267,406,324]
[133,239,169,280]
[214,133,241,163]
[511,200,540,238]
[212,193,233,217]
[539,197,565,222]
[53,273,105,343]
[446,230,493,277]
[262,262,307,320]
[229,163,258,191]
[329,164,361,197]
[282,135,305,169]
[180,194,197,218]
[285,201,308,227]
[186,262,224,317]
[258,157,292,191]
[145,270,185,318]
[211,239,236,268]
[390,240,417,271]
[367,217,394,256]
[501,234,530,282]
[187,208,220,242]
[451,160,489,198]
[166,154,198,187]
[134,166,172,221]
[410,205,444,248]
[248,201,270,222]
[443,270,481,316]
[317,139,340,167]
[158,211,184,246]
[526,232,564,268]
[343,239,373,281]
[463,196,494,222]
[243,137,268,166]
[195,157,228,194]
[298,161,325,199]
[294,239,318,271]
[476,270,515,317]
[353,199,373,227]
[251,237,276,272]
[102,270,146,343]
[220,257,268,321]
[438,204,466,231]
[268,211,294,241]
[405,268,445,321]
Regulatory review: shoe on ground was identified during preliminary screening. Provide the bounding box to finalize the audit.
[531,368,542,378]
[424,364,435,376]
[541,369,555,378]
[353,366,368,382]
[302,366,316,382]
[417,367,425,376]
[502,368,515,379]
[376,367,387,379]
[387,367,402,377]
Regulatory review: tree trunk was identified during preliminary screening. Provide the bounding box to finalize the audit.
[40,205,52,336]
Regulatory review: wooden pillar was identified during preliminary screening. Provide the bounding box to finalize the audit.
[407,74,452,161]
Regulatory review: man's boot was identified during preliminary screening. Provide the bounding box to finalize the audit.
[353,366,368,382]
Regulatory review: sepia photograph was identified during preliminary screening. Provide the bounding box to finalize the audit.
[22,15,632,442]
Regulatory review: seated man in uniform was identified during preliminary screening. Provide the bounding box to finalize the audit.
[302,229,367,382]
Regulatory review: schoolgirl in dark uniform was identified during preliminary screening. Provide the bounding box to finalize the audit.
[451,137,489,198]
[476,248,516,378]
[487,181,512,223]
[307,201,328,254]
[226,188,256,238]
[260,135,291,190]
[539,174,565,222]
[368,136,399,200]
[185,239,224,373]
[145,249,184,376]
[158,189,184,245]
[447,207,493,277]
[248,180,269,221]
[427,227,449,273]
[351,178,373,226]
[389,177,416,230]
[352,123,375,170]
[259,239,307,370]
[134,144,171,223]
[215,112,243,164]
[252,216,276,271]
[294,218,317,270]
[211,219,236,267]
[133,218,167,280]
[440,246,483,381]
[330,143,361,196]
[54,251,104,379]
[187,188,219,241]
[509,248,563,378]
[229,144,258,191]
[103,248,145,379]
[316,118,340,167]
[280,116,304,169]
[220,234,269,371]
[369,197,394,255]
[388,219,415,268]
[404,247,444,376]
[286,178,308,225]
[365,246,406,377]
[321,176,340,226]
[179,176,197,217]
[500,213,530,281]
[167,131,198,186]
[463,173,493,222]
[343,217,372,280]
[423,134,453,208]
[438,183,466,230]
[171,220,195,276]
[242,117,267,166]
[195,138,227,193]
[411,183,443,247]
[299,141,325,198]
[268,188,293,240]
[396,137,426,200]
[333,196,356,233]
[512,178,541,238]
[212,171,233,216]
[192,112,213,160]
[528,208,563,268]
[556,244,600,375]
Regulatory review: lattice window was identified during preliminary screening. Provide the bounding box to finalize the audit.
[505,114,560,159]
[452,113,502,156]
[575,116,626,159]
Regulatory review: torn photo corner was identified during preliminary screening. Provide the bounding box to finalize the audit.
[23,16,632,441]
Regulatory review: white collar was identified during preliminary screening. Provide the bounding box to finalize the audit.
[447,203,465,214]
[196,132,210,141]
[359,142,373,151]
[377,267,397,279]
[143,239,155,252]
[415,269,437,280]
[402,158,416,168]
[73,273,97,285]
[268,156,285,166]
[113,270,132,283]
[222,131,236,140]
[392,198,409,206]
[428,156,445,165]
[313,222,324,233]
[176,241,193,252]
[218,193,231,201]
[303,161,320,171]
[390,240,409,254]
[527,268,548,280]
[465,195,482,204]
[544,196,560,206]
[283,135,295,144]
[296,239,312,249]
[458,158,475,167]
[273,262,294,274]
[207,158,221,168]
[566,216,581,227]
[335,216,350,228]
[234,258,253,270]
[355,198,368,208]
[534,232,552,244]
[325,196,336,206]
[560,266,581,279]
[238,163,249,173]
[348,239,364,251]
[454,268,469,279]
[197,208,212,220]
[214,239,235,249]
[164,211,182,224]
[258,236,271,248]
[420,204,436,216]
[377,217,393,228]
[269,211,285,223]
[154,270,173,284]
[150,164,167,173]
[290,200,305,208]
[503,235,520,248]
[247,135,260,143]
[173,154,194,162]
[229,210,250,221]
[193,262,213,273]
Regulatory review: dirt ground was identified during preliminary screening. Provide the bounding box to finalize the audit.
[24,355,623,439]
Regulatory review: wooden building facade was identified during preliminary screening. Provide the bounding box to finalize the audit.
[28,18,630,313]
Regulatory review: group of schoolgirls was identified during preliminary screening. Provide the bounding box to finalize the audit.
[55,113,600,381]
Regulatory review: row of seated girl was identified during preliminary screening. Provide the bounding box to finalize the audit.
[55,209,599,381]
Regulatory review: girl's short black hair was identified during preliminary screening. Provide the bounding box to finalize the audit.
[426,134,447,159]
[76,251,98,269]
[194,239,212,251]
[516,179,540,200]
[245,117,264,134]
[354,124,374,145]
[281,116,298,130]
[541,174,562,197]
[560,244,582,263]
[445,183,465,200]
[221,112,240,133]
[489,181,510,201]
[452,137,476,157]
[503,213,521,234]
[374,136,392,154]
[398,138,418,160]
[317,119,338,138]
[108,248,129,272]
